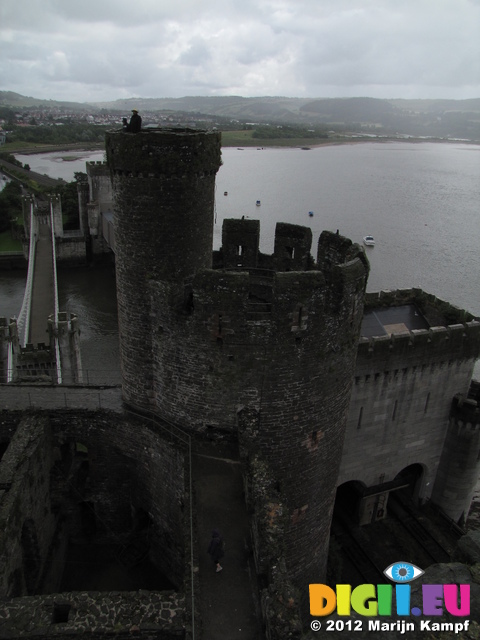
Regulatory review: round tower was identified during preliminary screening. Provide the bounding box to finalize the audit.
[105,128,222,407]
[432,395,480,523]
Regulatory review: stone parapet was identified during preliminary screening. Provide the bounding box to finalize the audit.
[357,320,480,372]
[0,590,185,638]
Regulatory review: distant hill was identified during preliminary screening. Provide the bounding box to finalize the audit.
[1,91,479,139]
[0,90,97,111]
[89,95,480,138]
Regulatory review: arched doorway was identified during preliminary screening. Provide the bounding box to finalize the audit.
[333,480,366,526]
[393,463,425,505]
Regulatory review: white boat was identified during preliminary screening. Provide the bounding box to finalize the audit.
[363,235,375,246]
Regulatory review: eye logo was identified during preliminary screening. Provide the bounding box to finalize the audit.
[384,561,424,583]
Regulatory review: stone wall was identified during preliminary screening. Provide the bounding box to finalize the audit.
[47,410,188,588]
[148,227,368,616]
[432,392,480,522]
[0,316,18,383]
[0,590,185,639]
[106,129,368,617]
[0,410,189,604]
[105,128,222,409]
[0,415,58,597]
[84,161,114,258]
[239,409,303,639]
[340,288,480,522]
[55,237,87,264]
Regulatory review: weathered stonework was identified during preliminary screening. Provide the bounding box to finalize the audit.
[105,129,222,409]
[105,129,369,624]
[341,288,480,525]
[0,409,189,637]
[0,590,184,639]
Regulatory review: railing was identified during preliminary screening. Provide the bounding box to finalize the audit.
[16,202,37,347]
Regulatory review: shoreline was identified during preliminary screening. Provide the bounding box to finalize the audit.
[2,136,478,157]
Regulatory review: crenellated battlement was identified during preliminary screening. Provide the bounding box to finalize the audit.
[357,288,480,374]
[86,160,109,177]
[358,318,480,362]
[106,128,221,178]
[365,288,477,323]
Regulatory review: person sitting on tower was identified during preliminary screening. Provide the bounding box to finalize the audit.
[122,109,142,132]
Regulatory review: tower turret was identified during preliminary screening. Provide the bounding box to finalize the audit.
[106,128,222,407]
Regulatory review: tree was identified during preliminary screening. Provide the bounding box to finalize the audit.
[0,181,22,232]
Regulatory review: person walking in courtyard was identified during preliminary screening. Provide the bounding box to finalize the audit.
[207,528,224,572]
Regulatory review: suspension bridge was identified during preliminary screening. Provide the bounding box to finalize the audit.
[6,198,81,384]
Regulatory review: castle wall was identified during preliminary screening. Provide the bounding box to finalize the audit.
[85,161,114,257]
[0,410,187,595]
[0,591,185,639]
[341,357,476,493]
[0,317,18,383]
[340,289,480,509]
[48,411,187,588]
[432,394,480,522]
[106,128,369,619]
[86,162,113,216]
[55,237,87,264]
[0,415,58,598]
[150,233,368,602]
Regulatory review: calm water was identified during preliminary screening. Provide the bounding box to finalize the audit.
[15,150,105,181]
[2,142,479,377]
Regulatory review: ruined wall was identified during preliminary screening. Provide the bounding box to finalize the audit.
[0,415,58,598]
[0,590,185,638]
[106,128,222,409]
[48,411,187,588]
[0,410,188,599]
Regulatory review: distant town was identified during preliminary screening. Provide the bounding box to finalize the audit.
[1,92,480,149]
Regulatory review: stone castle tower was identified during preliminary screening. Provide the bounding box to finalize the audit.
[106,128,369,599]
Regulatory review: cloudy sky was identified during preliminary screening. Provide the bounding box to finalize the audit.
[1,0,479,103]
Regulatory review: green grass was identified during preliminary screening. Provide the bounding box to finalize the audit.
[0,230,23,252]
[220,130,336,147]
[0,140,104,154]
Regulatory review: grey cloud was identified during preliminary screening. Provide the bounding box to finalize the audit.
[0,0,479,101]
